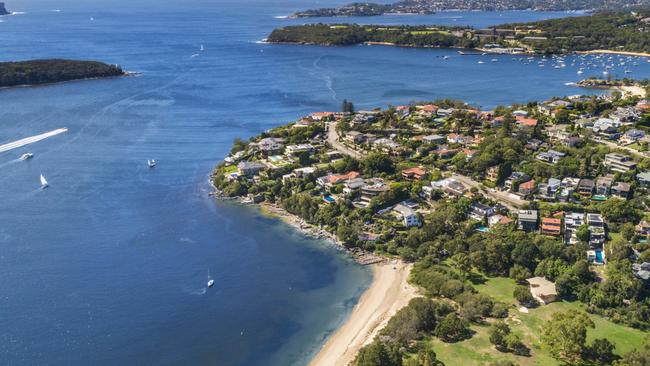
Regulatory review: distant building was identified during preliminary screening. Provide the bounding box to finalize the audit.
[611,182,631,199]
[393,204,421,227]
[604,153,636,173]
[401,166,427,180]
[577,179,595,197]
[518,210,538,232]
[526,277,557,304]
[237,161,266,177]
[541,217,562,236]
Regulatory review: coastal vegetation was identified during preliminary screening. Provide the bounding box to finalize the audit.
[269,10,650,55]
[291,0,650,18]
[0,59,125,88]
[213,89,650,364]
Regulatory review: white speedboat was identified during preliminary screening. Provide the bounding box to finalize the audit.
[20,153,34,160]
[207,279,215,288]
[148,159,156,168]
[40,174,48,189]
[200,44,205,51]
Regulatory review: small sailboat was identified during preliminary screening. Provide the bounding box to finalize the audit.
[200,44,205,51]
[40,174,48,189]
[20,153,34,160]
[207,270,214,288]
[148,159,156,168]
[477,60,485,64]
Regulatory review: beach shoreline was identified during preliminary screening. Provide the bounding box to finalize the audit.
[309,261,417,366]
[209,183,416,364]
[578,49,650,58]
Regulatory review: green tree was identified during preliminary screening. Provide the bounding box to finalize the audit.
[353,341,401,366]
[362,152,395,175]
[513,286,538,307]
[541,310,595,363]
[434,313,470,343]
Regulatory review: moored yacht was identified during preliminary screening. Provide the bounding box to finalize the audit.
[20,153,34,160]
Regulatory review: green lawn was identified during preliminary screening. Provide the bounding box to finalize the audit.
[424,273,646,365]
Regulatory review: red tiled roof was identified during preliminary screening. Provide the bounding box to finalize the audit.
[516,115,538,127]
[519,180,536,190]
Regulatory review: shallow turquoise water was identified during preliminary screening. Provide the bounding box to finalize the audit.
[0,1,648,365]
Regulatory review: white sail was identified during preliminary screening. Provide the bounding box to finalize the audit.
[40,174,48,187]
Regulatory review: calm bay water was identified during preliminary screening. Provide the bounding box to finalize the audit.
[1,1,649,365]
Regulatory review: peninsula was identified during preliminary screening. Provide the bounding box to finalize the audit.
[214,91,650,365]
[269,11,650,55]
[291,0,648,18]
[0,2,9,15]
[0,59,126,88]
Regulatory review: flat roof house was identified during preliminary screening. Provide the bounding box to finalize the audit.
[604,153,637,173]
[237,161,266,177]
[518,210,538,232]
[637,172,650,188]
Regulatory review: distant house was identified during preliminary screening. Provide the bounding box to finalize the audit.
[595,175,614,196]
[422,134,446,144]
[488,214,513,227]
[564,212,585,245]
[316,171,361,187]
[402,166,427,180]
[636,221,650,241]
[541,217,562,236]
[505,172,530,191]
[393,204,421,227]
[526,277,557,305]
[518,210,538,232]
[515,115,538,128]
[538,178,561,201]
[469,202,495,221]
[486,165,500,182]
[309,112,334,121]
[633,263,650,281]
[637,171,650,188]
[518,179,537,196]
[611,182,631,199]
[621,129,645,145]
[237,161,266,177]
[604,153,637,173]
[257,137,285,155]
[536,150,566,164]
[577,179,595,197]
[345,131,366,144]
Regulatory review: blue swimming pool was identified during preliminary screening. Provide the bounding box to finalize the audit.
[595,250,604,263]
[323,195,336,203]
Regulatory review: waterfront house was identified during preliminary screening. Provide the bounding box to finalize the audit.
[518,210,538,232]
[577,179,595,197]
[237,161,266,177]
[316,171,360,187]
[611,182,631,199]
[604,153,637,173]
[393,204,421,227]
[527,277,557,305]
[541,217,562,236]
[309,112,334,121]
[257,137,285,155]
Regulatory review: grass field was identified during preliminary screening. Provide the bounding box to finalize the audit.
[424,273,646,365]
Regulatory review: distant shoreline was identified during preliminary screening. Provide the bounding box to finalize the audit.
[578,49,650,58]
[0,72,137,91]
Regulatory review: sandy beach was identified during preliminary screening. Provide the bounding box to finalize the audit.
[618,85,647,98]
[310,261,418,366]
[580,49,650,58]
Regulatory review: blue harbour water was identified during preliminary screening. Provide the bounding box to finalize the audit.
[2,1,650,365]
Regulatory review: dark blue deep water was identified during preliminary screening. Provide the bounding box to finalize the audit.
[1,1,650,365]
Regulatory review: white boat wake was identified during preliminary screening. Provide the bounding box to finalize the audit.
[0,128,68,153]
